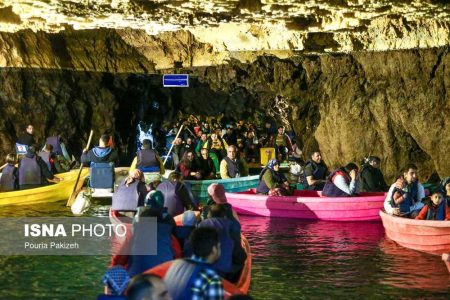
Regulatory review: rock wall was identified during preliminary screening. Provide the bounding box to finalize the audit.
[0,30,448,181]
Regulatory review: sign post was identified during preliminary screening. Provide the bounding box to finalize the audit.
[163,74,189,87]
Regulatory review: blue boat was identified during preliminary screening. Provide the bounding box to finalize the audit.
[184,175,259,204]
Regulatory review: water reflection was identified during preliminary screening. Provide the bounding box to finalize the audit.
[239,216,450,299]
[0,204,449,299]
[379,239,450,290]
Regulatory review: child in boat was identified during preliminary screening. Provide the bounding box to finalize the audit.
[415,192,445,220]
[440,177,450,220]
[389,177,410,216]
[0,154,18,192]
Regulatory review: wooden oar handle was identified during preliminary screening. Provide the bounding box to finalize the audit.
[66,129,94,207]
[163,124,184,165]
[0,163,7,171]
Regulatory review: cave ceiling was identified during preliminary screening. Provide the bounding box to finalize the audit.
[1,0,450,55]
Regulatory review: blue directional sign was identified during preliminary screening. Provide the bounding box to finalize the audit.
[163,74,189,87]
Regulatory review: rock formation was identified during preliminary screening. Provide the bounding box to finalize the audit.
[0,1,449,181]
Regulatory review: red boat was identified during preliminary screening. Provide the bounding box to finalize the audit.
[145,213,252,297]
[380,210,450,255]
[109,210,252,297]
[144,234,252,297]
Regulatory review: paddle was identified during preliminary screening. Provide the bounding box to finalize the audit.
[66,130,94,207]
[163,124,184,165]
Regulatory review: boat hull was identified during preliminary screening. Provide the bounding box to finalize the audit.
[226,189,386,221]
[0,168,89,206]
[185,175,259,204]
[380,210,450,255]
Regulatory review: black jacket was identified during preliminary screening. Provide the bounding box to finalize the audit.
[360,164,389,192]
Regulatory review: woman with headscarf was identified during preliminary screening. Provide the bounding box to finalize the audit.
[111,169,148,214]
[256,159,290,196]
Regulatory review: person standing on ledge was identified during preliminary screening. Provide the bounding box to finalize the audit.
[270,126,294,161]
[17,124,36,146]
[304,151,329,191]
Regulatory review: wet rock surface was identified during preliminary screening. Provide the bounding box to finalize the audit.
[0,46,448,181]
[1,0,450,64]
[0,1,448,180]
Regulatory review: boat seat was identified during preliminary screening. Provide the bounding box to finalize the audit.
[90,162,115,190]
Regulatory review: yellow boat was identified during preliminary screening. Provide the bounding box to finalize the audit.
[0,168,89,206]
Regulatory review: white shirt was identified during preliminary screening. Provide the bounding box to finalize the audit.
[333,174,358,195]
[383,182,425,214]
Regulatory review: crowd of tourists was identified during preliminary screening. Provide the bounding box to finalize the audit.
[99,170,249,300]
[1,117,449,300]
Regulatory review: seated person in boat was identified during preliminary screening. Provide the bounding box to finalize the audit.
[384,164,425,217]
[157,171,198,216]
[415,192,446,220]
[439,177,450,220]
[128,205,177,277]
[203,132,228,162]
[180,137,196,159]
[37,143,54,173]
[197,148,216,180]
[256,159,291,196]
[160,227,224,300]
[18,145,61,190]
[143,190,176,227]
[0,153,18,192]
[97,266,130,300]
[202,183,241,225]
[359,156,389,192]
[290,139,304,164]
[81,134,118,189]
[220,145,248,179]
[193,204,246,282]
[132,139,165,174]
[147,174,162,192]
[81,134,119,165]
[195,133,208,156]
[45,132,66,157]
[126,274,170,300]
[177,151,201,180]
[174,210,198,250]
[304,151,329,191]
[112,169,148,217]
[322,163,359,197]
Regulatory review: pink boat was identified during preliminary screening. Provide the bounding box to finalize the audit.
[380,210,450,255]
[225,189,386,221]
